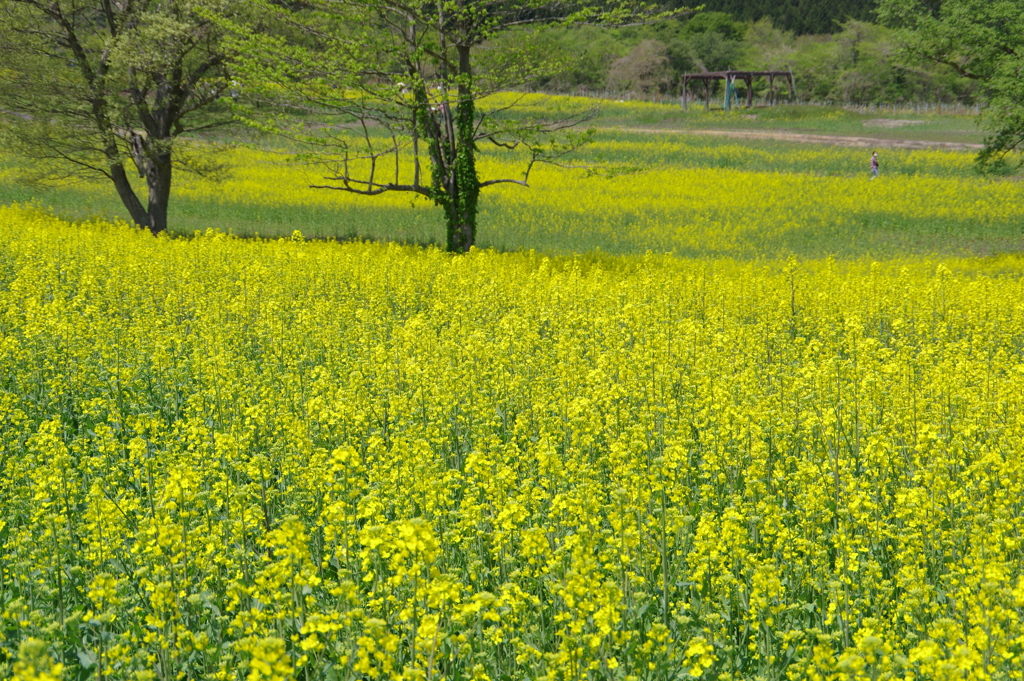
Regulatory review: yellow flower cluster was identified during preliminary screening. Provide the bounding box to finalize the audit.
[2,204,1024,680]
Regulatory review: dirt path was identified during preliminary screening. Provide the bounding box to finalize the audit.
[604,127,983,151]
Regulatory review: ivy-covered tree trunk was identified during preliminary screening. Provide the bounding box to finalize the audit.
[425,43,481,253]
[448,44,479,251]
[445,101,479,252]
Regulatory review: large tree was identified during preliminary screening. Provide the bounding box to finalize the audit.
[225,0,684,253]
[0,0,236,234]
[877,0,1024,171]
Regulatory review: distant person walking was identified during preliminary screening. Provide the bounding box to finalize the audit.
[870,151,879,179]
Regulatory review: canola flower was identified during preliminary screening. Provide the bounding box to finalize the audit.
[5,114,1020,258]
[2,204,1024,680]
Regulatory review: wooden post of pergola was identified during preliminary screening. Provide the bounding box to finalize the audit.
[679,70,796,110]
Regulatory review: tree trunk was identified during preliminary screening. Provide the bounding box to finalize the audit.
[145,152,172,236]
[127,130,173,236]
[110,130,173,235]
[110,162,152,230]
[444,43,479,254]
[447,219,474,252]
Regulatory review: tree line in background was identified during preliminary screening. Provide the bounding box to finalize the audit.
[525,12,977,106]
[0,0,1021,250]
[678,0,877,36]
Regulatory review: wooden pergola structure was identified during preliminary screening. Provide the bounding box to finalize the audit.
[681,70,796,111]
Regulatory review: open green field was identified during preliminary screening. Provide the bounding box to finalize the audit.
[526,97,984,144]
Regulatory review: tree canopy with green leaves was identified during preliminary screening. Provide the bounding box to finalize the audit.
[0,0,237,233]
[223,0,685,252]
[673,0,877,35]
[877,0,1024,171]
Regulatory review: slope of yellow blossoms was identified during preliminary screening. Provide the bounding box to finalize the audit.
[5,124,1022,257]
[164,142,1024,255]
[2,204,1024,680]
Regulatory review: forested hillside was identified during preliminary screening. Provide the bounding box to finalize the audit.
[522,12,975,106]
[672,0,876,35]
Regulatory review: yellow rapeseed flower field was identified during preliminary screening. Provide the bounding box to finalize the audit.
[2,203,1024,680]
[158,140,1024,256]
[6,120,1020,257]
